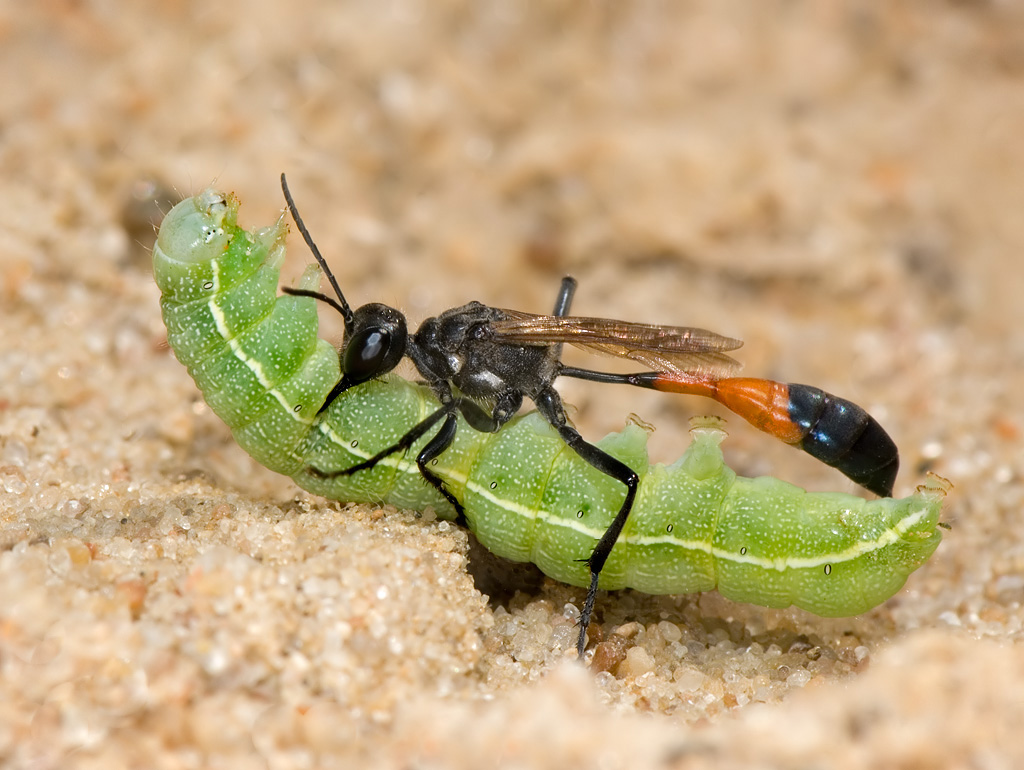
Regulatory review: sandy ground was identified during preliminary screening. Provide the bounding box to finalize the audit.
[2,2,1023,768]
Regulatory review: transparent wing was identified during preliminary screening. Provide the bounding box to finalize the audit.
[490,310,743,379]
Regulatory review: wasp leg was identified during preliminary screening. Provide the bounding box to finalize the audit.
[534,386,639,658]
[548,276,577,362]
[552,276,577,317]
[414,411,466,522]
[312,400,458,478]
[415,390,523,522]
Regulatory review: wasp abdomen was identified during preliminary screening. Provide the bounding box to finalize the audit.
[787,384,900,497]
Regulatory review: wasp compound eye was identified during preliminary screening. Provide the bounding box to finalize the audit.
[344,327,395,381]
[342,303,408,383]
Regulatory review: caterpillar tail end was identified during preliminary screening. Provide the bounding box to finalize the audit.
[892,472,950,576]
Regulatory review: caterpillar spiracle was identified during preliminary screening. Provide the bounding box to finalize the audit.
[153,187,948,652]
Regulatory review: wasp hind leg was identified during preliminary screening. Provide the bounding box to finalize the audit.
[533,387,639,658]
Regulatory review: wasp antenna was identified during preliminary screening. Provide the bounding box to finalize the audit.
[280,172,355,334]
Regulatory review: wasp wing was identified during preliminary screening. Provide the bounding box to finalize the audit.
[491,310,743,379]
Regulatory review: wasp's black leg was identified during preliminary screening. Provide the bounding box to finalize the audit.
[415,412,466,523]
[550,276,577,363]
[534,387,639,658]
[552,276,577,317]
[311,400,458,478]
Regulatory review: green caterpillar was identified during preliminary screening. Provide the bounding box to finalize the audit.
[153,187,948,652]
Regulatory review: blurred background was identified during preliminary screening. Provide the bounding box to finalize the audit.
[2,2,1022,767]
